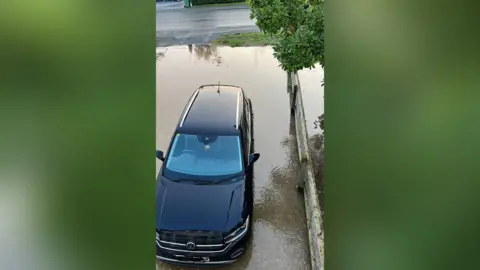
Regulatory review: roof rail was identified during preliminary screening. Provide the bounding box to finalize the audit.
[199,84,243,89]
[179,90,200,127]
[235,92,241,129]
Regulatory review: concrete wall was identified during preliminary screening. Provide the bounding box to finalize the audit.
[288,71,324,270]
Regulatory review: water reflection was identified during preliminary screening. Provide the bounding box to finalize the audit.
[188,44,222,65]
[254,132,306,233]
[297,65,324,136]
[156,47,168,61]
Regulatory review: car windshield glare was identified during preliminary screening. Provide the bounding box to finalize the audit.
[165,133,243,176]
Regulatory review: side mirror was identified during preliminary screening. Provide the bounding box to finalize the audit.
[248,153,260,165]
[156,150,165,162]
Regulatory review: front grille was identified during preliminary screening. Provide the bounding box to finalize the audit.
[158,230,225,252]
[160,230,223,245]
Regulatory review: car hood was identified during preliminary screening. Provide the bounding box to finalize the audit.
[156,176,245,232]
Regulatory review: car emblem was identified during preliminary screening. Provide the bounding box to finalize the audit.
[186,242,196,250]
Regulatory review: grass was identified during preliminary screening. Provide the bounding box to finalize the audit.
[212,32,278,47]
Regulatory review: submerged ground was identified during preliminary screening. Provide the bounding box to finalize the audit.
[156,45,311,270]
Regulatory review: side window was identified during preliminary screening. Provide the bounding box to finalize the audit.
[245,99,251,129]
[242,97,250,136]
[241,102,251,157]
[244,112,250,136]
[240,125,249,162]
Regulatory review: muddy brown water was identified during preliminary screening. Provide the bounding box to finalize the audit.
[297,66,324,137]
[156,45,310,270]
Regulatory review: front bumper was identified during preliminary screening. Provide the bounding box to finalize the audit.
[156,233,248,266]
[156,255,237,266]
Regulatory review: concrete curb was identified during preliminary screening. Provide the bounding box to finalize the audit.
[289,72,324,270]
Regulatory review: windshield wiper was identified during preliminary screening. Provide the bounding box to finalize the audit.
[174,176,241,185]
[174,179,212,185]
[211,176,241,185]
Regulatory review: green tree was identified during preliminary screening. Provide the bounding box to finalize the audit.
[248,0,325,190]
[246,0,324,72]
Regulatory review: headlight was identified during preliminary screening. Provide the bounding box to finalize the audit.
[224,216,250,244]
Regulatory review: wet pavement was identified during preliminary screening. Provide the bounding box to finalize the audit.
[156,45,310,270]
[156,3,258,46]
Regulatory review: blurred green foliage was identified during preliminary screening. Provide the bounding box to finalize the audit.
[327,0,480,270]
[0,1,154,270]
[246,0,324,71]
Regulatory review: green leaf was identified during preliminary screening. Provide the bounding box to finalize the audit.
[248,0,324,71]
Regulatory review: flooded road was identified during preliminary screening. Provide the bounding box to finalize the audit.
[156,45,310,270]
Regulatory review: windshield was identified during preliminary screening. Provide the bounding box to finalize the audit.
[165,133,244,177]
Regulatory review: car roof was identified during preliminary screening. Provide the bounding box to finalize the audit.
[176,85,244,135]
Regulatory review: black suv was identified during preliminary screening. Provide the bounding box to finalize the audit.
[156,84,259,266]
